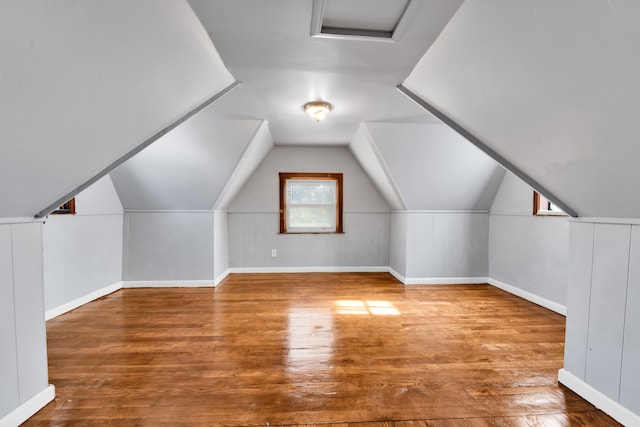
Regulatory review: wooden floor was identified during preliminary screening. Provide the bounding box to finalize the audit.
[26,273,619,426]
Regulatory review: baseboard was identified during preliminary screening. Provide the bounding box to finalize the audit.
[45,282,122,320]
[123,280,217,288]
[387,268,406,284]
[403,276,489,285]
[558,369,640,427]
[0,385,55,427]
[229,266,390,274]
[214,268,231,286]
[487,278,567,316]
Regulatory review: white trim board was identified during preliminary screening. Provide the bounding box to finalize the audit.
[45,281,122,320]
[487,278,567,316]
[570,217,640,225]
[214,269,231,286]
[0,217,44,225]
[122,280,217,288]
[559,369,640,427]
[387,267,406,284]
[73,212,124,217]
[227,211,390,215]
[387,270,488,286]
[391,210,489,214]
[0,385,55,427]
[227,268,487,287]
[229,266,390,274]
[123,210,215,214]
[404,276,489,285]
[391,274,566,316]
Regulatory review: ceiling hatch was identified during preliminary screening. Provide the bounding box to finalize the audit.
[311,0,417,41]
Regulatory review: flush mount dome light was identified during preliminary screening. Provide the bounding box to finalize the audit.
[304,101,333,122]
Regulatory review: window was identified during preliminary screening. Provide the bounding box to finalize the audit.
[51,198,76,215]
[533,191,565,216]
[279,172,343,233]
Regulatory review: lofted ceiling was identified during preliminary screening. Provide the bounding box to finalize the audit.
[187,0,464,144]
[110,118,263,211]
[365,123,505,211]
[0,0,233,218]
[6,0,635,219]
[403,0,640,218]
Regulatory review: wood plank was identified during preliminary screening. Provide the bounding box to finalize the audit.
[25,273,620,426]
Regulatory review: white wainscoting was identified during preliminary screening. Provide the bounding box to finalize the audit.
[0,385,55,427]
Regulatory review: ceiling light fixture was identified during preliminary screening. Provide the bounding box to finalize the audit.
[303,101,333,122]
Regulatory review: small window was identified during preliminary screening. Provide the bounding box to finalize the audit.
[279,173,343,233]
[50,198,76,215]
[533,191,565,216]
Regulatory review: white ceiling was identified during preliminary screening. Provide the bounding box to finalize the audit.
[10,0,635,219]
[188,0,464,144]
[0,0,233,217]
[366,123,505,210]
[110,118,262,211]
[404,0,640,218]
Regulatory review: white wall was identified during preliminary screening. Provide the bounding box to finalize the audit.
[228,213,389,269]
[389,212,489,282]
[489,172,570,307]
[213,210,229,281]
[228,146,390,269]
[563,219,640,423]
[43,176,123,313]
[389,213,408,277]
[350,123,498,283]
[404,212,489,281]
[123,212,214,281]
[117,121,274,285]
[0,221,51,420]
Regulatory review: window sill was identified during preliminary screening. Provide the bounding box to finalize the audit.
[534,211,568,217]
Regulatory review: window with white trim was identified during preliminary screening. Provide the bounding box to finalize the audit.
[279,172,343,233]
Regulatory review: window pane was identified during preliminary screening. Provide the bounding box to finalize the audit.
[288,205,336,230]
[279,173,343,234]
[288,180,335,205]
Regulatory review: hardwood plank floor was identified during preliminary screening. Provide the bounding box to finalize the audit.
[25,273,619,426]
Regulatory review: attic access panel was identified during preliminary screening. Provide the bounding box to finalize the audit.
[311,0,417,41]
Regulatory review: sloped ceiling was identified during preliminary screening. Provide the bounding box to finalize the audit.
[364,123,504,211]
[214,121,274,211]
[110,118,263,211]
[188,0,463,144]
[349,124,405,211]
[404,0,640,218]
[0,0,234,218]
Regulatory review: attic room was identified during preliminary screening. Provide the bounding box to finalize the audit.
[1,1,639,426]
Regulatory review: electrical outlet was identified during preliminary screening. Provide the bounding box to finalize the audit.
[271,249,277,257]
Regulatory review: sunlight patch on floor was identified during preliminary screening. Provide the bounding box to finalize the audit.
[334,299,400,315]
